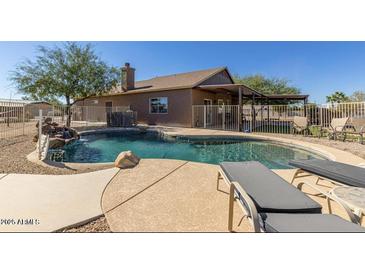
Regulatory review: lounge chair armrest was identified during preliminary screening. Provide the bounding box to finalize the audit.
[231,181,260,232]
[296,181,359,224]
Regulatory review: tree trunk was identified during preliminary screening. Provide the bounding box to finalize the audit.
[66,95,71,127]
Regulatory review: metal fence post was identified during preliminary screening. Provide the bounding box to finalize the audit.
[222,105,225,130]
[86,106,88,127]
[38,109,43,160]
[22,105,25,135]
[203,106,207,128]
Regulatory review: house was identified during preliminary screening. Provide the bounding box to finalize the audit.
[75,63,308,128]
[0,99,51,122]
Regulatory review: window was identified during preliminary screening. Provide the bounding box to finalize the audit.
[149,97,168,114]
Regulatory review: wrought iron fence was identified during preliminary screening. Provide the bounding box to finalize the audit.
[193,102,365,137]
[192,105,240,131]
[0,102,131,139]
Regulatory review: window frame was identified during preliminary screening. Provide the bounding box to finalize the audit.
[149,97,169,114]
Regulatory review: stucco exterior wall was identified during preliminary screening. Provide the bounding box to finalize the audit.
[191,89,233,105]
[76,89,193,127]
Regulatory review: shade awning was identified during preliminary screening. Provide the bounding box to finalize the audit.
[196,84,266,98]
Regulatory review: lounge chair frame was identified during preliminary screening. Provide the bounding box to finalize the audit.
[348,117,365,144]
[217,168,261,232]
[320,117,350,141]
[291,168,349,188]
[290,169,361,224]
[291,116,309,136]
[295,180,359,224]
[218,167,359,232]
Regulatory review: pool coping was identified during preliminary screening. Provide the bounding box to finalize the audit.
[27,126,365,169]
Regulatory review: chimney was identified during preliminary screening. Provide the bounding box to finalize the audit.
[121,62,135,91]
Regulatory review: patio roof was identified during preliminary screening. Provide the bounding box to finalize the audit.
[265,94,309,101]
[197,84,266,98]
[196,84,309,102]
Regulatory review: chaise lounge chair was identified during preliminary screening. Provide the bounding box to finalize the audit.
[217,161,364,232]
[320,117,350,141]
[291,116,309,136]
[349,117,365,144]
[289,159,365,188]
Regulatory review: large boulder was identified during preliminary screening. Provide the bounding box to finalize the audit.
[114,151,140,169]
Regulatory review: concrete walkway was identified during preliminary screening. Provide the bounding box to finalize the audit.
[0,168,119,232]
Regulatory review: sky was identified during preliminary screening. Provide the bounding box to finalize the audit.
[0,41,365,103]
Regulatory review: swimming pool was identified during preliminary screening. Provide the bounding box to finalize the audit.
[52,130,326,169]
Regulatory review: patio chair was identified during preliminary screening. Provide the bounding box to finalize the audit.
[289,159,365,188]
[321,117,350,141]
[348,117,365,144]
[291,116,309,135]
[217,161,362,232]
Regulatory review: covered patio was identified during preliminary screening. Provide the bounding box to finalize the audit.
[193,84,309,132]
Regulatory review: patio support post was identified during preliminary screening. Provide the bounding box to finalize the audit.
[251,94,256,131]
[238,86,242,131]
[303,98,307,117]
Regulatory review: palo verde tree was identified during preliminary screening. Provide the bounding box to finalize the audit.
[10,42,120,126]
[234,74,301,95]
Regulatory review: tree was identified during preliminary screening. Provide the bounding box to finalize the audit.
[11,42,119,126]
[326,91,349,104]
[233,74,301,95]
[350,91,365,102]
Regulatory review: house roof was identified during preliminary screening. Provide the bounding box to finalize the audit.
[110,67,232,94]
[0,98,51,106]
[84,66,308,101]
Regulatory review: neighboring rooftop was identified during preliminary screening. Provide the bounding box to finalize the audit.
[0,98,50,106]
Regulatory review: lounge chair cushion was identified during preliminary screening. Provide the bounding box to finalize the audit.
[261,213,365,232]
[289,159,365,188]
[220,161,322,213]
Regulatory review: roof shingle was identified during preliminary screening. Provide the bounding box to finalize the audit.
[112,67,227,94]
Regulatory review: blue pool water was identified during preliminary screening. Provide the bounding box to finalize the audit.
[56,131,326,169]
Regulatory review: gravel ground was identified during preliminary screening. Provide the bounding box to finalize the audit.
[259,133,365,160]
[61,216,111,233]
[0,126,109,175]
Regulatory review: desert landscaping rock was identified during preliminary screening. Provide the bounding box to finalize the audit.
[114,150,140,169]
[0,131,110,175]
[61,216,111,232]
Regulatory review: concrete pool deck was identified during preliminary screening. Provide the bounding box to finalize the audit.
[102,159,251,232]
[102,159,361,232]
